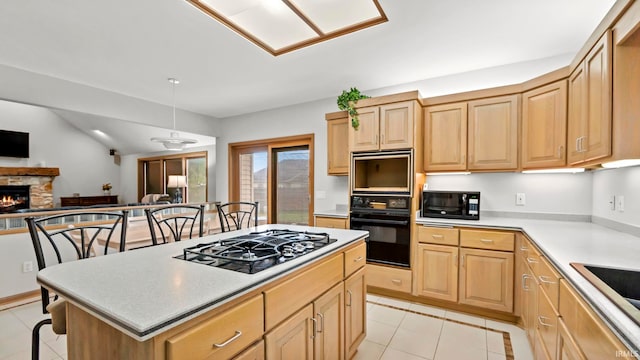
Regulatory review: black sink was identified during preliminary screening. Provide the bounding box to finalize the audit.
[572,263,640,326]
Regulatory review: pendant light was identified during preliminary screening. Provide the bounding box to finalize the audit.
[150,78,197,150]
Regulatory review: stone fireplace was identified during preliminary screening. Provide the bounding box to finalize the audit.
[0,167,60,210]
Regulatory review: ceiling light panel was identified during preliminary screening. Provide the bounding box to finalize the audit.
[188,0,387,55]
[291,0,384,33]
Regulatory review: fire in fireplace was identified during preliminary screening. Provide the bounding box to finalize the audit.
[0,185,30,213]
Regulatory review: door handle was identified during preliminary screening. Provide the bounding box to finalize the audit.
[354,256,364,262]
[317,312,324,333]
[381,133,385,144]
[576,137,580,152]
[538,316,554,327]
[311,317,318,339]
[480,239,494,244]
[213,330,242,348]
[522,274,531,291]
[346,289,353,307]
[538,276,557,285]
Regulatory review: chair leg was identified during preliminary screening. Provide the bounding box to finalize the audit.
[32,318,52,360]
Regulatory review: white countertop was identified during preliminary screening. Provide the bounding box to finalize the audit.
[37,225,367,341]
[314,209,349,218]
[416,215,640,353]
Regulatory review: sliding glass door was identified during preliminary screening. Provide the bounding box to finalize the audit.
[272,146,310,225]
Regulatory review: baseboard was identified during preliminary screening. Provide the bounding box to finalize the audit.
[0,290,40,310]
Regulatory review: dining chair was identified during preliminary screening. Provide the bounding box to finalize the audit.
[144,204,205,244]
[24,210,129,360]
[217,201,259,232]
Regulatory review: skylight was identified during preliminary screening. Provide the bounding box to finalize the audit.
[186,0,387,55]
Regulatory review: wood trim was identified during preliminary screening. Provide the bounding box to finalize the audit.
[0,289,40,308]
[325,110,349,120]
[0,167,60,177]
[421,84,522,107]
[521,66,570,92]
[136,151,207,162]
[137,151,208,203]
[354,90,421,108]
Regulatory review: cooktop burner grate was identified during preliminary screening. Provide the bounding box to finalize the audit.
[176,229,337,274]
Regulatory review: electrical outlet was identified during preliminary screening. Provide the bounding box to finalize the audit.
[516,193,526,206]
[22,261,33,273]
[609,195,616,211]
[617,195,625,212]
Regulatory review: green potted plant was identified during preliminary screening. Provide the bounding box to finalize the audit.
[337,87,370,130]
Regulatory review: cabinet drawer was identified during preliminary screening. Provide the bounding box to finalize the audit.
[537,289,559,358]
[233,340,264,360]
[315,216,347,229]
[366,264,411,293]
[537,256,561,309]
[344,242,366,277]
[166,295,264,360]
[523,239,542,274]
[264,253,343,330]
[460,229,514,251]
[417,226,459,245]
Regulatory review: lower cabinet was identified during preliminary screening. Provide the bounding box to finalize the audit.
[556,320,586,360]
[459,248,514,312]
[315,216,347,229]
[345,267,366,360]
[313,283,345,360]
[521,258,539,346]
[265,304,314,360]
[234,340,265,360]
[414,243,458,302]
[367,264,412,293]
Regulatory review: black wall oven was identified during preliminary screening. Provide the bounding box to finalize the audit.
[350,195,411,268]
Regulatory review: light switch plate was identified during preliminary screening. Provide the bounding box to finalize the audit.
[617,195,625,212]
[609,195,616,210]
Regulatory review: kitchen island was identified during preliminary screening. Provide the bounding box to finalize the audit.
[37,225,368,359]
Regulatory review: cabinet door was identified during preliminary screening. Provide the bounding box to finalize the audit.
[568,65,587,165]
[349,106,380,152]
[344,267,366,360]
[424,103,467,171]
[557,320,586,360]
[583,30,612,163]
[314,283,344,360]
[265,304,313,360]
[522,80,568,169]
[380,101,414,150]
[327,116,349,175]
[415,244,458,302]
[537,290,559,358]
[523,263,538,346]
[459,248,514,312]
[233,340,265,360]
[468,95,519,170]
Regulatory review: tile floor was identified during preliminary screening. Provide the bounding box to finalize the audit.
[0,294,535,360]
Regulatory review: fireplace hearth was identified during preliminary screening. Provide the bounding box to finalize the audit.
[0,185,30,213]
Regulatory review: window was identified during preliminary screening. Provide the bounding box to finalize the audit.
[229,134,314,225]
[138,151,208,203]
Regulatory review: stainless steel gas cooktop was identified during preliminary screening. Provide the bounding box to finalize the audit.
[175,229,337,274]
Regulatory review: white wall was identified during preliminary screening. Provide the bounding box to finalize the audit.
[426,172,593,215]
[591,166,640,227]
[0,100,121,205]
[119,144,217,204]
[216,97,350,211]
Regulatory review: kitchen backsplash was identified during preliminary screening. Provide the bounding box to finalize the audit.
[591,166,640,228]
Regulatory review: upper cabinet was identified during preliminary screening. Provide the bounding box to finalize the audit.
[567,30,612,165]
[467,95,520,170]
[325,112,349,176]
[349,100,417,152]
[423,103,467,171]
[521,80,568,169]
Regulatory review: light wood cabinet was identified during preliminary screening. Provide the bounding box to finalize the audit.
[233,340,265,360]
[417,225,459,246]
[423,102,467,171]
[415,243,458,302]
[313,283,344,360]
[349,101,416,152]
[366,264,412,293]
[460,229,514,252]
[314,216,347,229]
[265,304,314,360]
[344,267,366,360]
[459,247,514,312]
[557,320,586,360]
[468,94,520,170]
[344,242,366,278]
[522,80,568,169]
[326,113,350,176]
[567,30,612,165]
[166,295,264,360]
[536,289,559,359]
[521,252,539,346]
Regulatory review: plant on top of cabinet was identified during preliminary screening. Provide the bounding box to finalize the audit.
[337,87,370,129]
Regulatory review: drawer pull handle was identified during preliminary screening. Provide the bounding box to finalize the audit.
[480,239,494,244]
[213,330,242,348]
[537,316,554,328]
[311,317,318,339]
[391,279,402,285]
[522,274,531,291]
[539,276,557,285]
[520,246,528,251]
[346,290,352,307]
[317,312,324,333]
[526,257,538,264]
[354,256,364,262]
[431,234,444,238]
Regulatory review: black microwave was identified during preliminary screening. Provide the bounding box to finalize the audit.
[421,191,480,220]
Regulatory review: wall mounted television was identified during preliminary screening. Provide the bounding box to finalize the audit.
[0,130,30,158]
